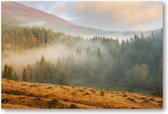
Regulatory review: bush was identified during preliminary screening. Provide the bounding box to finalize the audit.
[69,104,77,109]
[48,99,59,108]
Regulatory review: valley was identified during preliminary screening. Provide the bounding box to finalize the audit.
[1,1,163,110]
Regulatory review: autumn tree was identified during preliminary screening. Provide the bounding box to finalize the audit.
[127,64,149,89]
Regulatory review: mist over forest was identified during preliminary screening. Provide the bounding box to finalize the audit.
[1,2,163,99]
[1,2,164,110]
[2,24,163,96]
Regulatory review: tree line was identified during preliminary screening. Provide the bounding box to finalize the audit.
[2,27,163,97]
[2,27,55,50]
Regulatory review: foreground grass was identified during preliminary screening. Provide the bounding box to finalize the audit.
[2,79,163,109]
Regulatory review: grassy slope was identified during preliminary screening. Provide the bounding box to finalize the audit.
[2,79,163,109]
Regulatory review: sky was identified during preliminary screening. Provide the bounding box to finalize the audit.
[18,1,163,31]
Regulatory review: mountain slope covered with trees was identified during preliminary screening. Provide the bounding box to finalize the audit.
[2,27,163,97]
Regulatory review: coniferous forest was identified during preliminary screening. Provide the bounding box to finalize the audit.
[1,1,163,109]
[2,25,163,97]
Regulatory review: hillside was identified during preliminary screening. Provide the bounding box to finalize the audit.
[2,79,162,109]
[2,2,74,26]
[2,1,156,38]
[2,2,105,36]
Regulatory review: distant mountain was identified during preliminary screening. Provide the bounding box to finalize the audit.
[2,2,74,26]
[2,2,106,36]
[2,2,160,39]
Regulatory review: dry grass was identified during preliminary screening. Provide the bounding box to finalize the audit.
[1,79,163,109]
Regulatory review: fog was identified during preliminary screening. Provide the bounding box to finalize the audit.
[2,44,75,69]
[2,28,163,94]
[2,31,151,75]
[20,21,152,43]
[2,37,114,82]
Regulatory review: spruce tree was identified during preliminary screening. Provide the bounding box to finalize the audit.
[22,68,27,81]
[2,64,8,78]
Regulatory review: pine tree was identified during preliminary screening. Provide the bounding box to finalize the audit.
[22,68,27,81]
[7,66,13,79]
[2,64,8,78]
[40,54,45,66]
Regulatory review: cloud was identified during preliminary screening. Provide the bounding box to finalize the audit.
[18,1,59,13]
[18,1,163,31]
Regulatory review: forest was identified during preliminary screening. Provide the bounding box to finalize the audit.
[2,26,163,97]
[2,27,55,50]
